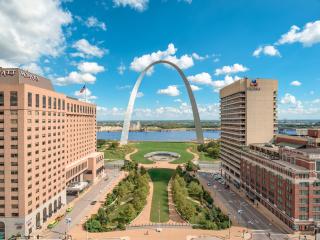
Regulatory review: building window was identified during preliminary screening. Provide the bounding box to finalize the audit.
[10,91,18,106]
[299,215,308,220]
[35,94,39,108]
[53,98,56,109]
[48,97,52,109]
[28,92,32,107]
[43,96,46,108]
[58,99,61,110]
[0,92,4,106]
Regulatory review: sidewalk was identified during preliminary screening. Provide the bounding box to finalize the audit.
[43,169,126,238]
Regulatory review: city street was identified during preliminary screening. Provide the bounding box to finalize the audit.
[198,172,292,240]
[41,168,121,239]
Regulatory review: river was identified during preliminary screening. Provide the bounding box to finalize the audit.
[97,130,221,141]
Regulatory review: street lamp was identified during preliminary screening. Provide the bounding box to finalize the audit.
[65,217,72,240]
[228,213,231,239]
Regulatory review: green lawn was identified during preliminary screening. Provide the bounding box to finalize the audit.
[97,140,135,160]
[131,142,194,164]
[148,168,175,223]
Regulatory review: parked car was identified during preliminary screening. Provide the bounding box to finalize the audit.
[207,182,212,186]
[214,175,222,181]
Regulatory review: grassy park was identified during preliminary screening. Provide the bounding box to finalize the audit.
[148,168,175,222]
[97,140,135,161]
[97,140,220,163]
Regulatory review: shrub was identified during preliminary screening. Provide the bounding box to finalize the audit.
[85,218,102,232]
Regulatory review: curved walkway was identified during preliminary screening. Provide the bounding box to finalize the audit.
[125,147,138,161]
[130,181,154,225]
[187,147,199,162]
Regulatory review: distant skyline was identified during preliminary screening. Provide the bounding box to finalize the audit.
[1,0,320,120]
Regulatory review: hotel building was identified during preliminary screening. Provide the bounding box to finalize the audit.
[0,68,104,237]
[220,78,278,185]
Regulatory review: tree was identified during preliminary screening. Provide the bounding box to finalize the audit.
[85,218,102,232]
[188,181,203,198]
[185,160,199,172]
[97,208,108,224]
[108,141,119,149]
[140,166,147,175]
[120,204,136,223]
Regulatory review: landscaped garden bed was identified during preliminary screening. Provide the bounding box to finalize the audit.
[172,166,230,229]
[84,161,149,232]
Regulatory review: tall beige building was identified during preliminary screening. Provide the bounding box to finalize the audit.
[0,68,104,237]
[220,78,277,186]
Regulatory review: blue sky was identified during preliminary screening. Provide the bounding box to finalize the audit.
[1,0,320,120]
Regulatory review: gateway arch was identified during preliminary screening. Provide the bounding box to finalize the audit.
[120,60,204,145]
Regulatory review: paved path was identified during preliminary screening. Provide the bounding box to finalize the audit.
[167,180,186,223]
[186,147,199,162]
[125,148,138,160]
[43,169,123,239]
[130,182,153,225]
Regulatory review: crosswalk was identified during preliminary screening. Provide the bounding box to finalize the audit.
[251,229,291,240]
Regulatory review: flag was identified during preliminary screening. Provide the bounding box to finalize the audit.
[80,84,86,93]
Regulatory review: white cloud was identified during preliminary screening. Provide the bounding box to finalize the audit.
[211,75,241,92]
[277,20,320,47]
[71,39,106,58]
[117,62,126,75]
[253,45,281,57]
[187,72,213,85]
[215,63,249,76]
[280,93,302,107]
[55,61,105,86]
[136,92,144,98]
[213,58,220,63]
[157,85,180,97]
[113,0,148,12]
[290,80,302,87]
[174,99,183,103]
[190,84,201,91]
[74,87,97,103]
[55,72,96,86]
[77,62,105,74]
[0,0,72,65]
[85,16,107,31]
[130,43,194,75]
[278,95,320,119]
[97,102,221,120]
[21,63,44,75]
[117,85,131,90]
[192,53,209,61]
[188,72,241,92]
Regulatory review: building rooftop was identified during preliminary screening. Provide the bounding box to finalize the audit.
[0,67,54,91]
[274,160,309,172]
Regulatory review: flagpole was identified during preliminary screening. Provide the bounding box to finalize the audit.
[84,83,87,103]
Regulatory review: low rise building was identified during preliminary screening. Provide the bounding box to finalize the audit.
[240,130,320,231]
